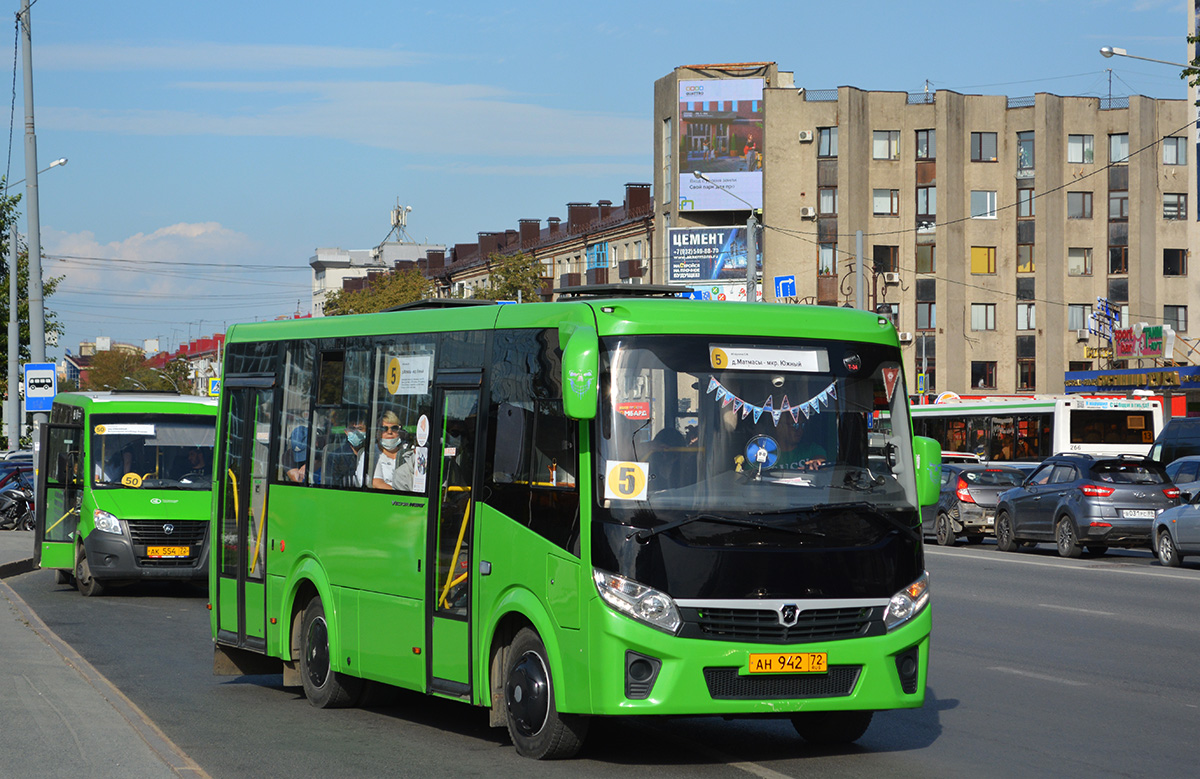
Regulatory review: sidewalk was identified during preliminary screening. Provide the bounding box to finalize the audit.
[0,531,206,778]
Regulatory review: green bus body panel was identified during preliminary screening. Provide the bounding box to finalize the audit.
[357,589,423,689]
[218,577,239,633]
[431,618,469,683]
[546,553,581,630]
[39,541,74,569]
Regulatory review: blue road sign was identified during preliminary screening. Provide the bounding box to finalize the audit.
[24,362,57,412]
[774,275,796,298]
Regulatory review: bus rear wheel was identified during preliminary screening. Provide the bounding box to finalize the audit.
[503,627,587,759]
[75,551,105,597]
[791,710,873,745]
[298,596,362,708]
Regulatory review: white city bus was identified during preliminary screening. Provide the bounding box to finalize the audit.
[910,394,1164,461]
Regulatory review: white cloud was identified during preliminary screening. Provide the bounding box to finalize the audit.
[36,43,424,71]
[38,80,648,160]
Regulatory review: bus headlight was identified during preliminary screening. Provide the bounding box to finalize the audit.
[93,510,123,535]
[884,571,930,631]
[593,569,681,634]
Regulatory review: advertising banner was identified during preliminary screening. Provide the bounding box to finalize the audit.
[1113,323,1175,359]
[678,78,764,212]
[668,226,763,284]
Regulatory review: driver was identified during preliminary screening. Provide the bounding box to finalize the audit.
[774,414,828,471]
[177,447,210,481]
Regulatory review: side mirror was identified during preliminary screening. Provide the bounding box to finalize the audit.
[912,435,941,508]
[560,322,598,420]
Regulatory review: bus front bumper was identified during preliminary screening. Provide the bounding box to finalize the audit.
[581,600,931,717]
[82,531,209,583]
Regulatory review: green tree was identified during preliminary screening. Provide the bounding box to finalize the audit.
[152,358,193,394]
[322,267,435,316]
[1186,35,1200,103]
[473,252,547,303]
[82,348,148,391]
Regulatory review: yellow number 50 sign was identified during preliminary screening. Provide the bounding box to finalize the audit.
[604,461,648,501]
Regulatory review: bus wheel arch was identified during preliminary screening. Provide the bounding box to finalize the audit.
[487,612,530,727]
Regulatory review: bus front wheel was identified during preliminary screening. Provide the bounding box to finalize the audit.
[75,551,105,597]
[298,596,363,708]
[792,710,873,745]
[503,627,587,759]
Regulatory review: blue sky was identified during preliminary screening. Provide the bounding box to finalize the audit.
[7,0,1191,359]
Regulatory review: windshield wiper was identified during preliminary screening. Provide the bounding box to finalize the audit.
[629,513,826,543]
[749,501,921,542]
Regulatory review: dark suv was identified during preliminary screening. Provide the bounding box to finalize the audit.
[1147,418,1200,466]
[994,453,1180,558]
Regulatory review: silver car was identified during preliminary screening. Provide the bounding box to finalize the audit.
[1152,489,1200,567]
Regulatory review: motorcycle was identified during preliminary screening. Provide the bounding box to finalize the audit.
[0,483,34,531]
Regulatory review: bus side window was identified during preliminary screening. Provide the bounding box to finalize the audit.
[532,401,576,488]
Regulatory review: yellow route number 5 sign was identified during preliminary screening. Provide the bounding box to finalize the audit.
[604,460,648,501]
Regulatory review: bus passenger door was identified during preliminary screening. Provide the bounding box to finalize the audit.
[216,384,273,651]
[427,380,482,697]
[34,423,83,571]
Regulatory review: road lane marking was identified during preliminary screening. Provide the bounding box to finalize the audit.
[924,547,1200,582]
[988,666,1086,686]
[1037,603,1115,616]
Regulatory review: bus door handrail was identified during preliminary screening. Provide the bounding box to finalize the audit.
[438,485,471,609]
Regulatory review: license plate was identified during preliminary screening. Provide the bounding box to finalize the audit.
[748,652,828,674]
[147,546,190,558]
[1123,510,1154,519]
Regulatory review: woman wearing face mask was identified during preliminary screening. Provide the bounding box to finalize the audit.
[325,411,368,487]
[372,410,406,490]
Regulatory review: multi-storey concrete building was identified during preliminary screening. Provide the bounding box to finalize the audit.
[653,62,1193,396]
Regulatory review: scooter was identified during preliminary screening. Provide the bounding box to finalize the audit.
[0,483,34,531]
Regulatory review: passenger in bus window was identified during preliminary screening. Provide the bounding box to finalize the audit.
[324,411,368,487]
[373,410,413,490]
[286,426,308,483]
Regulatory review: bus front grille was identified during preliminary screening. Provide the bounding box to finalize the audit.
[703,666,860,700]
[681,606,882,644]
[127,520,207,566]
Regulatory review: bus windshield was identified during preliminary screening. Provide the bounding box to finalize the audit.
[598,335,918,519]
[92,414,216,490]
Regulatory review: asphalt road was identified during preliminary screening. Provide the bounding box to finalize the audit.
[8,542,1200,778]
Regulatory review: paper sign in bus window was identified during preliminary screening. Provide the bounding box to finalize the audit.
[604,461,648,501]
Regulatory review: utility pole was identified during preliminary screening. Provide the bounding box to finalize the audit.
[7,225,18,447]
[20,0,47,427]
[745,212,758,302]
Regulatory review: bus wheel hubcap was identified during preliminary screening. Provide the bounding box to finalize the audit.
[305,616,330,689]
[507,651,549,737]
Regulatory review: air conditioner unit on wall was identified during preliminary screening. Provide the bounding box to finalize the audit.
[799,206,817,218]
[797,130,814,143]
[883,272,900,285]
[1077,328,1090,342]
[898,331,914,343]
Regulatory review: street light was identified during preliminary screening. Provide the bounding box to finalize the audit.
[692,171,759,302]
[5,156,66,450]
[1099,46,1187,69]
[153,369,180,393]
[124,377,147,390]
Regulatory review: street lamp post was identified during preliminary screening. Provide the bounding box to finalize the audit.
[5,156,66,450]
[153,369,180,393]
[1099,46,1188,69]
[691,171,759,302]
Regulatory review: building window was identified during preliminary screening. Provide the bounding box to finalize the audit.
[971,303,996,331]
[1017,303,1035,331]
[970,246,996,274]
[1017,359,1036,391]
[873,130,900,160]
[1017,188,1035,218]
[819,187,838,216]
[971,190,998,219]
[971,132,998,162]
[1016,131,1035,174]
[818,126,838,158]
[1016,245,1034,273]
[586,242,608,270]
[1109,133,1129,163]
[916,243,936,274]
[916,129,936,160]
[873,245,899,274]
[1068,247,1093,276]
[1068,361,1092,372]
[1164,249,1187,277]
[1108,246,1128,275]
[916,186,936,221]
[1109,190,1128,220]
[1163,136,1187,166]
[873,189,900,216]
[1067,191,1093,219]
[971,361,997,389]
[818,243,837,276]
[1165,305,1188,333]
[916,334,935,393]
[1164,193,1187,220]
[916,278,936,331]
[1068,304,1093,332]
[1068,134,1094,164]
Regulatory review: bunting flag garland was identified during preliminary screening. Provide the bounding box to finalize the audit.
[707,378,840,427]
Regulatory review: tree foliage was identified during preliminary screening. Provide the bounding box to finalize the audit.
[1187,35,1200,105]
[80,350,194,394]
[322,267,435,316]
[472,252,547,303]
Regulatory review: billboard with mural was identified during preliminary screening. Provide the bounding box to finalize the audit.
[668,225,763,284]
[677,78,764,212]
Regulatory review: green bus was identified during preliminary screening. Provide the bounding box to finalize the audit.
[210,288,940,759]
[34,391,219,596]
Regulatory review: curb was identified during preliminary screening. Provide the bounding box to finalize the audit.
[0,555,34,579]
